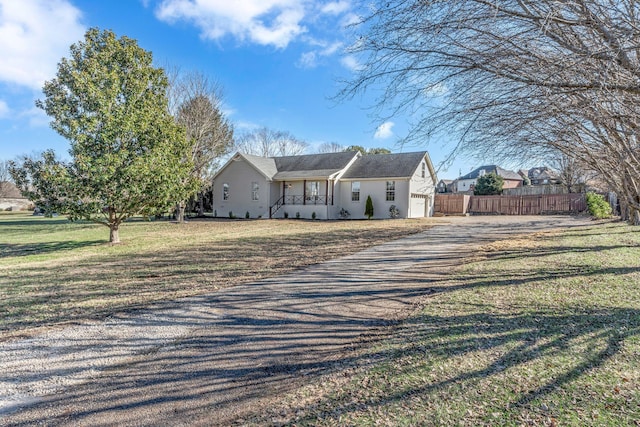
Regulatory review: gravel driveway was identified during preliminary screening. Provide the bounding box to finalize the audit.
[0,216,592,426]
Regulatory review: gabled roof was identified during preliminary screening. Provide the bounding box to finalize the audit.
[459,165,522,181]
[213,150,438,183]
[341,151,433,180]
[528,167,559,180]
[272,151,358,180]
[212,152,277,181]
[240,153,278,178]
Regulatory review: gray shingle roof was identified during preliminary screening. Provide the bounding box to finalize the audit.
[459,165,522,181]
[272,151,358,180]
[240,153,278,178]
[528,167,559,180]
[341,151,429,179]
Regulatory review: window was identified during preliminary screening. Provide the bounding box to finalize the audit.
[421,162,426,178]
[351,181,360,202]
[386,181,395,201]
[223,183,229,200]
[251,182,259,201]
[306,181,319,201]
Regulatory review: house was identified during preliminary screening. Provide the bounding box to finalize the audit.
[525,167,562,185]
[212,150,437,219]
[437,179,455,193]
[455,165,522,193]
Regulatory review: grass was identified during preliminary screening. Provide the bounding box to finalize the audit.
[248,221,640,426]
[0,212,435,339]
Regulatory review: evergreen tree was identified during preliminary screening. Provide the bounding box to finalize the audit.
[474,173,504,195]
[12,28,196,243]
[365,195,374,219]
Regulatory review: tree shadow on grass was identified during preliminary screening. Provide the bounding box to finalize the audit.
[278,306,640,425]
[0,240,105,258]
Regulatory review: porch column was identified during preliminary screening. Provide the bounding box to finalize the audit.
[325,180,329,205]
[303,180,306,205]
[282,181,286,204]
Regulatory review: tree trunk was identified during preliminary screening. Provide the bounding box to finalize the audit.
[175,201,185,223]
[630,206,640,226]
[109,225,120,244]
[197,192,204,217]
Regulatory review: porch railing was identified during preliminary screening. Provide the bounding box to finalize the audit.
[284,195,329,205]
[269,194,333,218]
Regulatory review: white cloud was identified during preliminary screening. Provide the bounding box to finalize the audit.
[321,1,350,15]
[297,51,317,68]
[156,0,307,49]
[297,41,342,69]
[0,100,9,118]
[320,41,342,56]
[374,121,394,139]
[340,12,361,27]
[340,55,362,71]
[0,0,85,90]
[19,106,50,127]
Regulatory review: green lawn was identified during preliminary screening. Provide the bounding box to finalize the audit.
[0,212,434,339]
[251,221,640,426]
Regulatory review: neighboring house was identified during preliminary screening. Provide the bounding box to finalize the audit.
[455,165,522,193]
[212,150,437,219]
[526,167,562,185]
[437,179,454,193]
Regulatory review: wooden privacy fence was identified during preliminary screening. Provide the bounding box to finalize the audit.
[434,194,470,215]
[435,193,587,215]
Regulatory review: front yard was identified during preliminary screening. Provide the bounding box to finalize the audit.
[0,212,434,339]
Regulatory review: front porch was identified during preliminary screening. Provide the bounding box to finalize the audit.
[270,180,335,218]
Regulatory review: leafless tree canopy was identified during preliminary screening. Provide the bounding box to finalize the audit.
[317,142,345,153]
[169,70,234,218]
[345,0,640,223]
[235,127,308,157]
[0,160,13,198]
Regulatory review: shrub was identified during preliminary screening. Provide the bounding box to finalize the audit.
[284,212,289,219]
[245,211,250,219]
[312,211,316,220]
[389,205,400,218]
[339,208,350,219]
[365,195,374,219]
[586,192,612,219]
[229,211,234,219]
[296,212,300,219]
[214,209,217,218]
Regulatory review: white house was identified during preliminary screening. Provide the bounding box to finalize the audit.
[455,165,523,193]
[212,150,437,220]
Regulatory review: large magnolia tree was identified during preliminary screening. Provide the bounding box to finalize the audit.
[11,28,196,243]
[344,0,640,223]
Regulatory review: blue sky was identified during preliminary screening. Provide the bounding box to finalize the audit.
[0,0,477,179]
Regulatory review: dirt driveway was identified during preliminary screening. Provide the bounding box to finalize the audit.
[0,216,592,426]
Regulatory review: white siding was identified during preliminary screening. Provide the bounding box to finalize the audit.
[212,158,270,219]
[340,179,410,219]
[456,178,476,193]
[408,159,436,217]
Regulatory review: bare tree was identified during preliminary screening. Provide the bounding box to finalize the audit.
[344,0,640,223]
[170,71,234,219]
[235,127,308,157]
[317,142,345,153]
[552,154,589,194]
[0,160,13,198]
